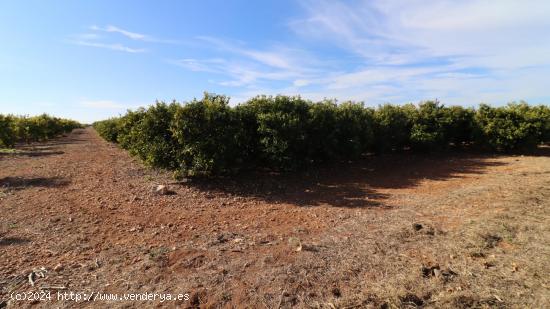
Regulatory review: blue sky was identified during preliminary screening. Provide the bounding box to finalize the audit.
[1,0,549,123]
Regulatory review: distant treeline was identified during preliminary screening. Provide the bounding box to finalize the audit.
[93,94,550,176]
[0,114,82,148]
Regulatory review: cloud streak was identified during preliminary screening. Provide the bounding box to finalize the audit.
[171,37,322,88]
[91,25,147,40]
[73,40,146,53]
[79,3,549,107]
[90,25,179,44]
[268,0,550,105]
[71,24,180,53]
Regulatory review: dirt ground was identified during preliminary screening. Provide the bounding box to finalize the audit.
[1,127,549,308]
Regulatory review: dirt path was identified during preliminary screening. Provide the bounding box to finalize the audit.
[1,128,549,308]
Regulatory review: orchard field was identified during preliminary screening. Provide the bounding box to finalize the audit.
[1,98,549,308]
[93,95,550,177]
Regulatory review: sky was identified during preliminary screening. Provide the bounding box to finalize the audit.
[1,0,549,123]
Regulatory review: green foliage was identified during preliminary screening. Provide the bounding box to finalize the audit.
[124,102,180,169]
[92,93,549,176]
[441,106,476,146]
[335,102,375,158]
[232,103,262,165]
[93,118,120,143]
[306,100,339,162]
[171,94,244,176]
[0,114,81,148]
[249,95,311,170]
[408,101,475,150]
[409,101,445,150]
[474,103,543,151]
[534,105,550,143]
[116,108,147,151]
[0,115,16,147]
[373,104,414,152]
[521,103,550,144]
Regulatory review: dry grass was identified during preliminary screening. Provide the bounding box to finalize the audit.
[250,155,550,308]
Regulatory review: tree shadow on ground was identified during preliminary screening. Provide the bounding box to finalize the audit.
[185,151,509,208]
[513,144,550,157]
[0,150,65,157]
[0,237,30,246]
[11,129,88,149]
[39,138,86,146]
[0,176,70,190]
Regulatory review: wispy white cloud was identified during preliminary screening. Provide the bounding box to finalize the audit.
[73,40,146,53]
[89,1,549,107]
[91,25,147,40]
[173,57,301,87]
[90,25,179,44]
[262,0,550,105]
[71,24,180,53]
[292,0,550,66]
[170,58,227,73]
[196,36,299,70]
[171,37,321,87]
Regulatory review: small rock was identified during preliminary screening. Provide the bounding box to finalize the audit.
[421,265,440,277]
[154,185,170,195]
[412,223,423,231]
[53,264,64,272]
[288,237,302,252]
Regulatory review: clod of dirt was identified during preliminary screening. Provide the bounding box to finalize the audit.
[421,265,458,281]
[331,287,341,298]
[469,251,486,259]
[189,290,207,307]
[411,223,437,235]
[422,265,440,277]
[400,293,424,307]
[210,232,238,246]
[481,233,502,249]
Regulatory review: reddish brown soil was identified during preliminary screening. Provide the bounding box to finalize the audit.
[1,128,549,308]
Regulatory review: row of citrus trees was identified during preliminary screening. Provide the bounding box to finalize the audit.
[93,94,550,176]
[0,114,82,148]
